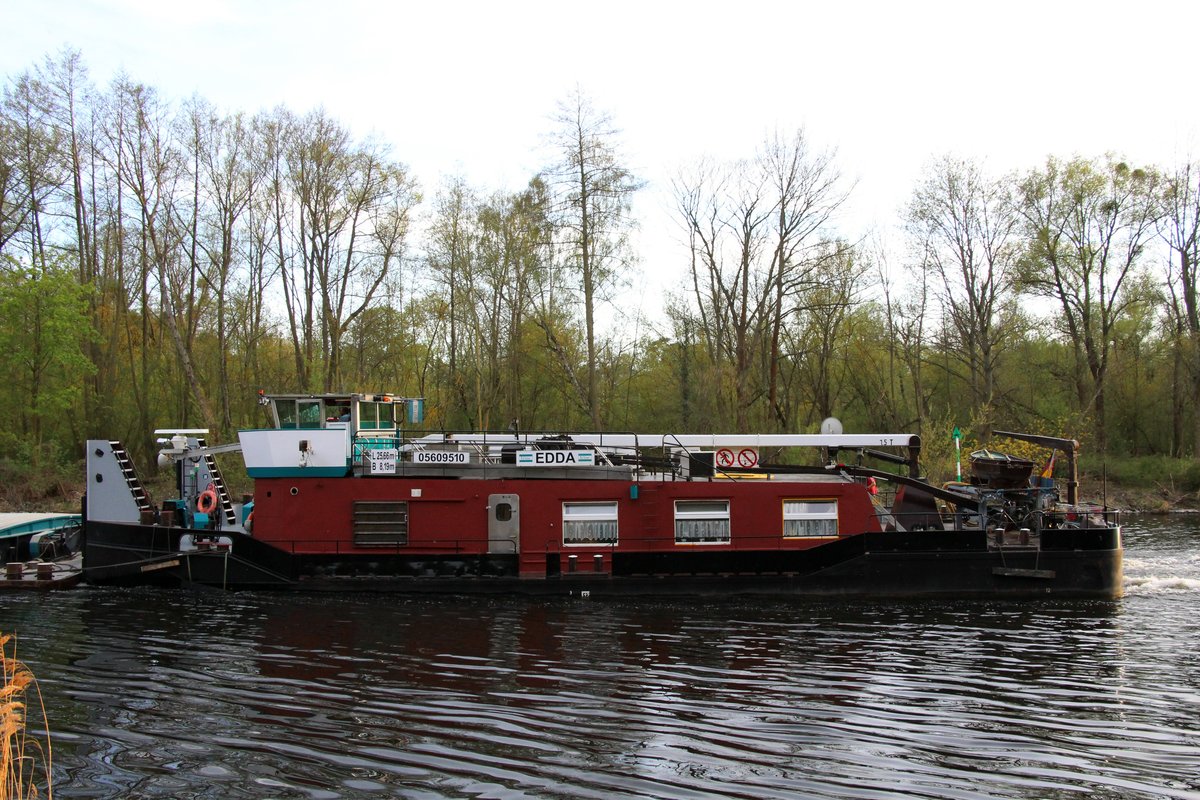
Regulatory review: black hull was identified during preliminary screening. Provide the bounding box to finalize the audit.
[82,520,1124,599]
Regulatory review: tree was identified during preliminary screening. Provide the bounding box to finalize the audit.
[1,69,61,268]
[188,101,260,432]
[674,156,770,431]
[1160,159,1200,456]
[785,241,860,424]
[906,156,1022,415]
[40,49,110,437]
[673,130,850,432]
[1016,156,1161,452]
[110,78,218,434]
[543,88,641,429]
[281,111,418,392]
[0,253,93,466]
[760,130,852,428]
[426,175,477,425]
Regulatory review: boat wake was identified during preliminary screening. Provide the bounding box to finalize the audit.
[1124,574,1200,594]
[1123,553,1200,595]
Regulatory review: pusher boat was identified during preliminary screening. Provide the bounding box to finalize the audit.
[81,393,1122,597]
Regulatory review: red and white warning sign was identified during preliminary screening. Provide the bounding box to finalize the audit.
[714,447,758,469]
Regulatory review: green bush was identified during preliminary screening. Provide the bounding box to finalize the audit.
[0,436,83,512]
[1078,454,1200,493]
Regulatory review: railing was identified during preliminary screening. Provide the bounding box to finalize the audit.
[267,537,468,555]
[885,504,1121,535]
[259,530,887,556]
[1038,505,1122,529]
[350,429,681,481]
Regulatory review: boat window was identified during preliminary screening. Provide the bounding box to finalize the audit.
[495,502,513,522]
[563,501,618,545]
[783,499,838,538]
[357,401,374,428]
[327,401,352,422]
[298,400,323,429]
[357,401,397,430]
[276,400,298,429]
[674,499,730,544]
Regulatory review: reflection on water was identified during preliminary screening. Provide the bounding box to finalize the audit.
[4,516,1200,799]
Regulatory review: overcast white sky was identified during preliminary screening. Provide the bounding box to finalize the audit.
[4,0,1199,327]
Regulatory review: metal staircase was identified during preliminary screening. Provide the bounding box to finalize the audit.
[198,439,237,527]
[110,440,153,514]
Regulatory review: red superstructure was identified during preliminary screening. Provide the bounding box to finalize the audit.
[251,473,884,579]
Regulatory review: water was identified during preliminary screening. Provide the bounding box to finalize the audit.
[4,516,1199,799]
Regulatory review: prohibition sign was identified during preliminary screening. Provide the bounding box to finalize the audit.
[715,448,736,468]
[737,448,759,468]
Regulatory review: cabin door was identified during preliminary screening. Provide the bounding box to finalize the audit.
[487,494,520,555]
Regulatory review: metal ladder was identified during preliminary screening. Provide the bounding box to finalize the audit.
[110,440,153,514]
[199,439,237,527]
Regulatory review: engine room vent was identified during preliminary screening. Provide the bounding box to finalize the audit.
[352,500,408,547]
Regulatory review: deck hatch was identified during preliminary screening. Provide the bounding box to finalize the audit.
[352,500,408,547]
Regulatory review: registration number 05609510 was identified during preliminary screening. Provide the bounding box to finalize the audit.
[413,450,470,465]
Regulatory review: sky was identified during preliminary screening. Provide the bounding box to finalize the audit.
[4,0,1200,328]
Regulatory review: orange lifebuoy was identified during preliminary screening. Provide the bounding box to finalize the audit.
[244,511,254,533]
[196,488,218,514]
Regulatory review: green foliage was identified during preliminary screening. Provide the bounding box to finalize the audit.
[1078,454,1200,493]
[0,430,81,510]
[0,254,95,466]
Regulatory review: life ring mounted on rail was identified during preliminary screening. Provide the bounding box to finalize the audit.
[196,485,219,515]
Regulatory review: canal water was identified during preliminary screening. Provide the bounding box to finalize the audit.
[3,516,1199,799]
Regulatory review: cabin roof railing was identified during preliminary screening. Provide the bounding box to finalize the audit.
[405,432,919,450]
[263,392,398,401]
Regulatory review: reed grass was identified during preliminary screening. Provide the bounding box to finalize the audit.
[1,634,51,800]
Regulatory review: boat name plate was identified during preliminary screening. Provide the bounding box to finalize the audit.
[516,450,596,467]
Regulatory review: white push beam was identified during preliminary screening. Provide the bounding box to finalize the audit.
[409,432,917,449]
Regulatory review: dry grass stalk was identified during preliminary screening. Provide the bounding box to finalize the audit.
[1,634,52,800]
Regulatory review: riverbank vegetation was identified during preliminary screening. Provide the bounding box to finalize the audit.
[2,50,1199,509]
[1,634,51,800]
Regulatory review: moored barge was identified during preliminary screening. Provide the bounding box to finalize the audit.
[81,393,1122,597]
